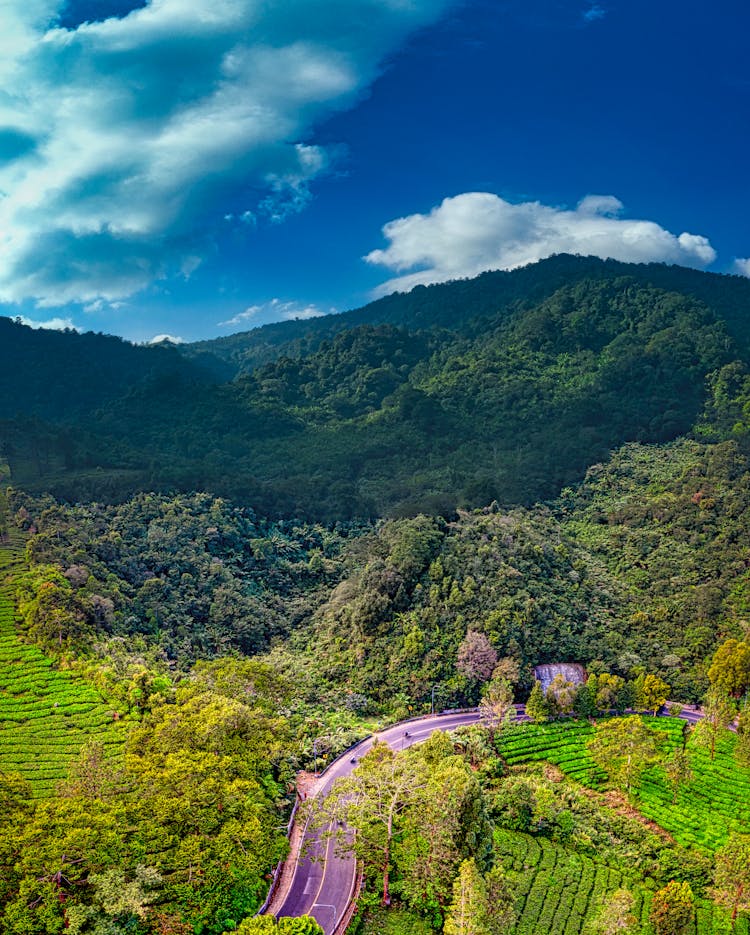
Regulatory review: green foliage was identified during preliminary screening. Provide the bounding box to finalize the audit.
[237,917,324,935]
[693,686,736,761]
[714,835,750,925]
[494,718,749,850]
[16,431,750,717]
[276,919,325,935]
[650,880,695,935]
[319,737,492,910]
[585,888,638,935]
[357,907,433,935]
[5,256,750,519]
[10,488,353,668]
[443,859,492,935]
[709,639,750,697]
[636,673,671,715]
[664,749,693,805]
[237,918,278,934]
[588,717,660,794]
[526,681,549,724]
[0,652,293,934]
[0,539,126,796]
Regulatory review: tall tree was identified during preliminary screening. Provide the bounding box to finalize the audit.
[457,632,498,683]
[649,881,694,935]
[693,685,736,761]
[398,755,491,915]
[317,742,428,906]
[595,673,626,713]
[526,680,549,724]
[637,673,671,716]
[664,749,693,804]
[736,704,750,768]
[444,859,491,935]
[478,676,514,739]
[587,717,659,794]
[714,834,750,929]
[709,639,750,698]
[545,674,577,716]
[484,864,517,934]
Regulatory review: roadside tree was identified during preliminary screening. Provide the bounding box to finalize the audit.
[637,674,670,715]
[316,742,428,906]
[708,639,750,698]
[526,680,549,724]
[479,676,514,739]
[693,685,735,761]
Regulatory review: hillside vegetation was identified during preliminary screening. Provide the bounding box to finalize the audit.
[0,508,126,796]
[4,258,750,934]
[3,255,750,517]
[10,434,750,707]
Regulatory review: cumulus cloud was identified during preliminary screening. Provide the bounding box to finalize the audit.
[365,192,717,295]
[18,315,79,331]
[734,258,750,277]
[219,298,331,329]
[0,0,450,307]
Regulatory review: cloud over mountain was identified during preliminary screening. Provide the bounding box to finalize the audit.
[366,192,717,295]
[0,0,450,307]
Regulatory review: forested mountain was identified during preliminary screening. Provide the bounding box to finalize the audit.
[181,254,750,377]
[0,316,211,421]
[11,434,750,707]
[3,256,750,518]
[5,257,750,935]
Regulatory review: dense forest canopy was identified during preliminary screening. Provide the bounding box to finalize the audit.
[3,255,750,518]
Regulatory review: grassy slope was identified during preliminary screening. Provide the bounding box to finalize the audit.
[0,502,126,796]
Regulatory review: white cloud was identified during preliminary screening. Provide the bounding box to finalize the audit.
[0,0,450,307]
[366,192,717,296]
[149,333,184,344]
[734,258,750,277]
[219,298,332,328]
[18,315,79,330]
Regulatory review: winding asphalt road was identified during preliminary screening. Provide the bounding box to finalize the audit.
[271,702,704,934]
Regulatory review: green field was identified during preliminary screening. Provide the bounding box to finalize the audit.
[497,717,750,849]
[494,828,745,935]
[0,522,126,796]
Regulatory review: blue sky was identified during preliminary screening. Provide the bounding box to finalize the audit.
[1,0,748,342]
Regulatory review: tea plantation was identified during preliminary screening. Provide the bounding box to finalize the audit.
[0,528,126,796]
[493,829,746,935]
[498,716,750,849]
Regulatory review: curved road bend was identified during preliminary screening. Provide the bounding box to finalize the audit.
[272,703,702,934]
[273,710,484,933]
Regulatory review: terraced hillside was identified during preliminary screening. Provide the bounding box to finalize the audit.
[498,718,750,849]
[494,829,747,935]
[0,514,126,796]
